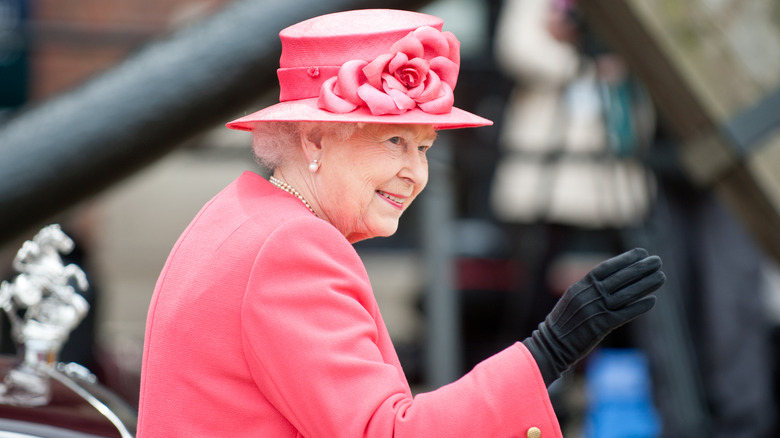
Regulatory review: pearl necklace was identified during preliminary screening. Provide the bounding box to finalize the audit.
[269,176,316,216]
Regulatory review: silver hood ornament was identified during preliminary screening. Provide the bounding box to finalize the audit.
[0,224,89,406]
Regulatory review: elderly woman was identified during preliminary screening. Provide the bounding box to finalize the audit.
[137,9,664,437]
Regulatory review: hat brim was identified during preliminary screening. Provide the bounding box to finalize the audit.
[226,98,492,131]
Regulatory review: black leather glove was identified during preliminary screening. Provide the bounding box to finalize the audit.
[523,248,665,386]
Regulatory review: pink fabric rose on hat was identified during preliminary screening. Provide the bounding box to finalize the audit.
[318,26,460,116]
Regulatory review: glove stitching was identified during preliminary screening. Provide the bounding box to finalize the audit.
[554,293,600,329]
[557,309,610,338]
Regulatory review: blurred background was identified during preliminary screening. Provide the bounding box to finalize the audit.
[1,0,779,436]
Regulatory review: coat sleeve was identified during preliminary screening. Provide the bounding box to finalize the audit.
[241,217,562,437]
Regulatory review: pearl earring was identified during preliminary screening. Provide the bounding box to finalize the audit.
[309,159,320,173]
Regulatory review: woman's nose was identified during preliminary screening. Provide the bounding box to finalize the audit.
[399,148,428,187]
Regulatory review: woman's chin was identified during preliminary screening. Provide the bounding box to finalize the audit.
[377,219,400,238]
[350,221,399,243]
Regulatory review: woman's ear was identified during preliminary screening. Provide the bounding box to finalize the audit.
[299,125,324,163]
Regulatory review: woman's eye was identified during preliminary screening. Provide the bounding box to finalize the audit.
[418,145,430,154]
[388,136,402,145]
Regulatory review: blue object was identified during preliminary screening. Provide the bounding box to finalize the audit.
[583,348,661,438]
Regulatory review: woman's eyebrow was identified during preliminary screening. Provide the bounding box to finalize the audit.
[418,131,437,145]
[405,127,438,144]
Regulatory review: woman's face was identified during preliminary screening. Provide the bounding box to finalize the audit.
[315,123,436,243]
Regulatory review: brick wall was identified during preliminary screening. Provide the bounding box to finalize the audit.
[28,0,232,99]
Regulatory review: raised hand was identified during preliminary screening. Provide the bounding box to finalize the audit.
[522,248,665,386]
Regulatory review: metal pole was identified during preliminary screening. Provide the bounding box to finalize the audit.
[420,134,461,388]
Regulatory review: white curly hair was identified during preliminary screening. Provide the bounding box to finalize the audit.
[250,122,360,170]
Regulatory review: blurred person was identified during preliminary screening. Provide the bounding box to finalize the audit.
[136,9,665,437]
[490,0,656,341]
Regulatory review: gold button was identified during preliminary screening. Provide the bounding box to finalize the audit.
[527,426,541,438]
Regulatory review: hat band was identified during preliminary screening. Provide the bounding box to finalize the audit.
[278,66,341,102]
[278,26,460,117]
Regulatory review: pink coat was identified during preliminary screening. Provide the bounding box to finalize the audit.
[138,171,562,437]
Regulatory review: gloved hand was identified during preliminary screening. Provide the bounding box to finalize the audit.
[522,248,665,386]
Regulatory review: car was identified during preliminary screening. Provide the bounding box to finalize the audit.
[0,224,137,437]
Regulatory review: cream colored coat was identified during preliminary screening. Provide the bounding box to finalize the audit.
[491,0,654,228]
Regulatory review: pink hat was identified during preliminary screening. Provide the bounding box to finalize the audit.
[226,9,492,131]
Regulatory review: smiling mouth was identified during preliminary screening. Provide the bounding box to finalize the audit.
[377,190,405,209]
